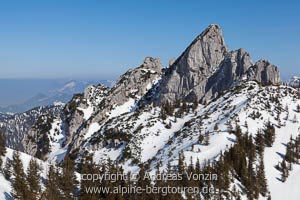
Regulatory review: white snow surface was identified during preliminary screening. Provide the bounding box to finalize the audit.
[85,122,101,140]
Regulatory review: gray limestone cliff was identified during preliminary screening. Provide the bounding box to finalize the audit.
[156,24,280,105]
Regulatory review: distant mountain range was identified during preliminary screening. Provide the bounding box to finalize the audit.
[0,79,115,113]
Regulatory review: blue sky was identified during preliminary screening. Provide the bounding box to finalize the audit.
[0,0,299,80]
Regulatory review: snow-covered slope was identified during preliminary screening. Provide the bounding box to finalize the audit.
[77,81,300,199]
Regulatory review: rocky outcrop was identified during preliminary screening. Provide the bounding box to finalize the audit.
[247,60,280,85]
[64,84,109,144]
[203,48,253,101]
[158,24,228,103]
[23,114,54,159]
[157,24,280,105]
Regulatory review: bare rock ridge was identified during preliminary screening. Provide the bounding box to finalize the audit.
[247,59,280,85]
[157,24,280,104]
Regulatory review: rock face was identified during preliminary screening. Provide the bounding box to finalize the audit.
[247,59,280,85]
[158,24,228,103]
[157,24,280,104]
[203,48,253,101]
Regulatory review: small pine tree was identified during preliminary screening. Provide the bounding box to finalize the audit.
[178,151,185,174]
[277,111,281,126]
[204,131,210,145]
[214,123,219,131]
[227,122,233,134]
[263,121,275,147]
[79,154,99,200]
[257,158,268,196]
[45,165,61,200]
[293,114,298,123]
[198,132,204,144]
[11,151,29,200]
[193,97,198,111]
[4,158,11,180]
[281,160,289,182]
[245,121,248,129]
[60,157,77,199]
[297,104,300,113]
[255,131,265,157]
[0,131,6,168]
[26,158,41,199]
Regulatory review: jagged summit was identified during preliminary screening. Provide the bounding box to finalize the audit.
[197,24,224,41]
[172,24,228,71]
[157,24,280,105]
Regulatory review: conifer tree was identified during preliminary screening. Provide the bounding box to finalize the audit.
[45,165,61,200]
[293,114,298,123]
[79,155,99,200]
[257,158,268,196]
[137,165,152,200]
[178,151,185,174]
[297,104,300,113]
[263,121,275,147]
[255,131,265,157]
[198,132,204,144]
[227,121,233,134]
[0,131,6,168]
[214,123,219,131]
[4,158,11,180]
[60,156,77,200]
[11,151,29,200]
[193,97,198,111]
[281,160,289,182]
[204,131,210,145]
[26,158,41,199]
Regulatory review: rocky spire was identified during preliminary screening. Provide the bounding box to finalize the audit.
[158,24,228,104]
[157,24,280,105]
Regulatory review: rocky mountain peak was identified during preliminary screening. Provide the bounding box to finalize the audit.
[172,24,228,72]
[156,24,280,105]
[197,24,225,45]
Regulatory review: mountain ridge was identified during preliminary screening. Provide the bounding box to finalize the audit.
[1,24,300,199]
